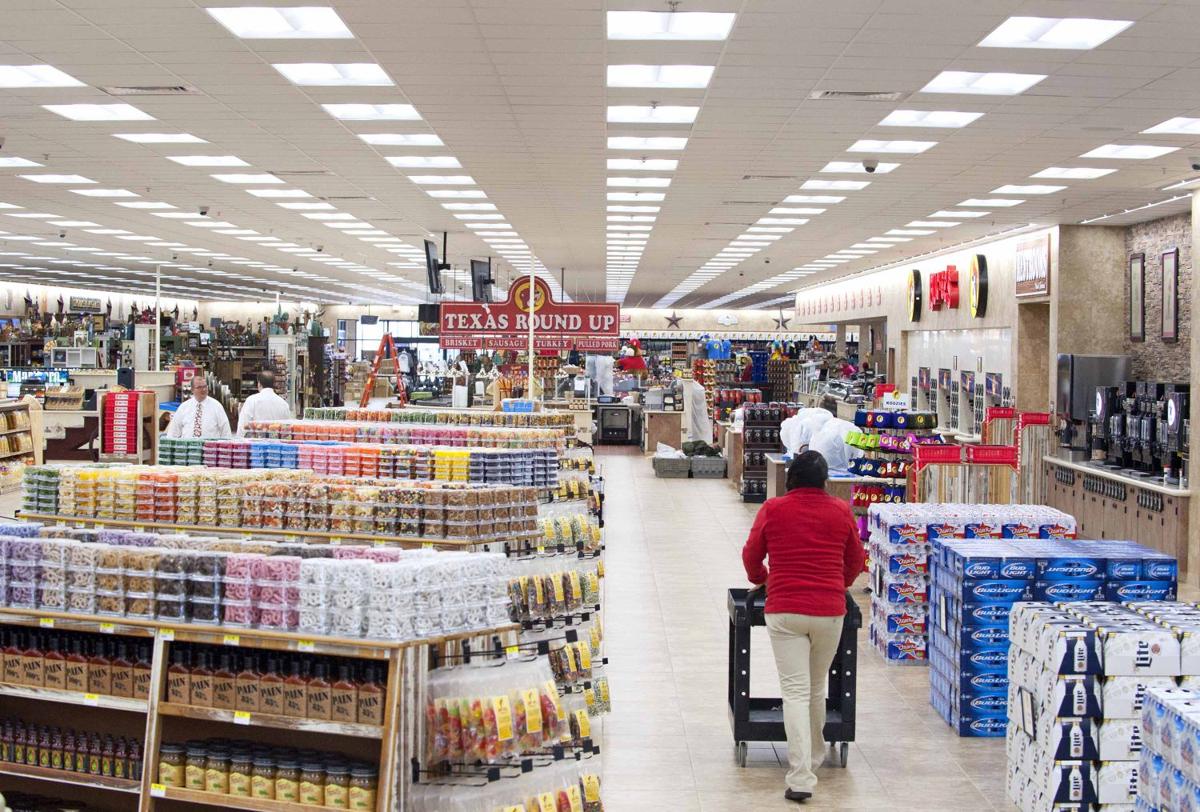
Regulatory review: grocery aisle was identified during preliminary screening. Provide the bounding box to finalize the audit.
[596,447,1012,811]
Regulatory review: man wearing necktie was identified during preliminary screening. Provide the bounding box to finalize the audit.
[164,377,232,439]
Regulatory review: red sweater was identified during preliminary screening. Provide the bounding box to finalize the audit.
[741,487,866,616]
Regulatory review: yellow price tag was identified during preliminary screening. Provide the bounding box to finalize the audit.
[158,628,175,641]
[75,522,87,529]
[233,710,251,725]
[150,784,166,798]
[242,531,254,538]
[330,537,342,544]
[505,644,520,659]
[83,693,100,706]
[297,640,315,653]
[223,634,240,647]
[38,618,54,629]
[133,525,144,532]
[536,544,545,554]
[99,622,115,634]
[422,542,435,550]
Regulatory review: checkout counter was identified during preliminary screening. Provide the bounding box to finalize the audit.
[41,370,175,461]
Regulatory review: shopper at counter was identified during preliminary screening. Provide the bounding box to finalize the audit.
[235,371,292,436]
[164,377,232,439]
[741,451,866,804]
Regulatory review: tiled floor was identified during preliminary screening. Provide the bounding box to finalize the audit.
[596,447,1014,811]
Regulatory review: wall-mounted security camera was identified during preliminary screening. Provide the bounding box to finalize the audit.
[316,245,324,253]
[198,205,210,217]
[1190,156,1200,172]
[207,260,214,267]
[58,230,66,239]
[172,253,179,261]
[863,159,879,174]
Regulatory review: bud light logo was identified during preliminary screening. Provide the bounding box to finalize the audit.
[971,581,1025,600]
[891,524,926,544]
[1108,561,1140,579]
[968,627,1008,646]
[965,562,995,578]
[969,718,1008,735]
[1041,581,1100,601]
[1110,582,1172,601]
[969,650,1008,668]
[1000,561,1034,579]
[968,695,1008,713]
[968,605,1011,623]
[968,673,1008,690]
[1042,560,1101,578]
[1145,560,1179,580]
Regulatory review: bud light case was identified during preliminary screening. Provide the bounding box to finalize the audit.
[1104,581,1177,603]
[1036,557,1104,580]
[1033,579,1105,602]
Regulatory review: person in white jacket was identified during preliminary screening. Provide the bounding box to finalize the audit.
[165,377,232,439]
[235,370,293,436]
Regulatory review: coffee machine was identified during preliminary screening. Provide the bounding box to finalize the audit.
[1091,385,1126,461]
[1160,384,1190,484]
[1131,382,1166,474]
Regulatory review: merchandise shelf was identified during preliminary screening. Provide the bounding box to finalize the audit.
[0,681,149,713]
[157,702,385,739]
[0,761,141,793]
[16,512,485,549]
[151,786,329,812]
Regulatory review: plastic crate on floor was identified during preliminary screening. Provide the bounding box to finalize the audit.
[653,457,691,478]
[691,456,727,478]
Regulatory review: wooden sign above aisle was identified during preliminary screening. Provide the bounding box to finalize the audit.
[1015,235,1050,297]
[439,276,620,351]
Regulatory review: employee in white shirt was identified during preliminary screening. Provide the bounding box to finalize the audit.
[165,377,232,439]
[235,370,293,436]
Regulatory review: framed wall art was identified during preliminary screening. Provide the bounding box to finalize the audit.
[1162,247,1179,343]
[1129,252,1145,342]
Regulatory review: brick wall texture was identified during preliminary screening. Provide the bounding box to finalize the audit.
[1124,212,1192,381]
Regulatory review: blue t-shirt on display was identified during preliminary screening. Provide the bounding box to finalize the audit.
[720,340,731,359]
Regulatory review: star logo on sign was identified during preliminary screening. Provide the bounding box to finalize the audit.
[772,310,791,330]
[665,311,683,328]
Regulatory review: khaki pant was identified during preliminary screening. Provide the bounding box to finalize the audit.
[765,612,845,793]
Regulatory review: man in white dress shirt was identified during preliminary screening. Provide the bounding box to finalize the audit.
[235,370,293,436]
[164,376,232,439]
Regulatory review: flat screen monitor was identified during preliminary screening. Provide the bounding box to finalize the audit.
[424,239,444,295]
[470,258,493,302]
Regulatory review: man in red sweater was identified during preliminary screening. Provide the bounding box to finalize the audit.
[742,450,866,803]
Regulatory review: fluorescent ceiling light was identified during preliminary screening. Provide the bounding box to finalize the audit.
[20,174,94,184]
[116,201,175,209]
[821,161,899,174]
[887,228,933,236]
[866,237,910,243]
[427,190,487,198]
[71,188,138,197]
[50,220,98,227]
[607,224,653,231]
[606,11,735,41]
[608,215,656,222]
[931,210,986,218]
[1031,166,1116,179]
[758,218,808,225]
[607,192,666,201]
[608,205,660,212]
[407,175,475,184]
[784,195,844,204]
[387,156,462,168]
[606,158,678,171]
[992,184,1065,194]
[607,106,698,124]
[278,201,333,210]
[801,179,869,191]
[847,139,936,154]
[920,71,1046,96]
[879,110,982,128]
[770,207,825,215]
[81,227,129,233]
[211,173,282,184]
[959,198,1024,207]
[607,177,671,187]
[607,136,688,150]
[359,133,443,146]
[114,133,206,144]
[1143,117,1200,136]
[44,103,153,121]
[979,17,1132,49]
[247,188,311,198]
[0,157,42,168]
[321,103,418,121]
[153,212,201,219]
[607,64,714,89]
[0,64,84,88]
[455,214,503,221]
[1081,144,1178,160]
[442,203,496,211]
[206,7,353,38]
[167,155,248,167]
[302,212,354,221]
[907,221,957,227]
[748,227,793,233]
[850,244,879,249]
[273,63,391,86]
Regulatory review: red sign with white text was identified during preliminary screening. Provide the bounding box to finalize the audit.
[439,276,620,349]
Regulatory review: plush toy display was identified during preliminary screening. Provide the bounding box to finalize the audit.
[616,337,648,375]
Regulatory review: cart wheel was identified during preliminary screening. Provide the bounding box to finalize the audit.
[839,742,849,768]
[734,741,747,767]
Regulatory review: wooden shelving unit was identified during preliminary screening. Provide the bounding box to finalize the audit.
[0,760,141,794]
[154,786,329,812]
[158,702,385,739]
[0,681,148,712]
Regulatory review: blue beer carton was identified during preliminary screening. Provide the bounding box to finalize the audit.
[1033,579,1105,602]
[1035,557,1105,580]
[1103,580,1177,602]
[960,579,1034,603]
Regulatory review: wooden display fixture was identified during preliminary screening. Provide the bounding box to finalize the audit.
[0,398,42,475]
[0,606,519,812]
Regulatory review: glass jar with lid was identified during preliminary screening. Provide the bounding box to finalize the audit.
[274,759,300,802]
[348,766,378,811]
[204,747,230,795]
[323,764,350,809]
[184,743,207,790]
[251,756,276,799]
[158,744,185,788]
[228,752,253,798]
[299,762,326,805]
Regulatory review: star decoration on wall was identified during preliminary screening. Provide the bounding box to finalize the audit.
[772,309,791,330]
[665,311,683,328]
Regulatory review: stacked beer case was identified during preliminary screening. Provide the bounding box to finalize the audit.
[1139,677,1200,811]
[867,504,1075,665]
[1005,593,1198,812]
[930,539,1176,739]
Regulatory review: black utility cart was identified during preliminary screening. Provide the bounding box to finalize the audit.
[727,587,860,768]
